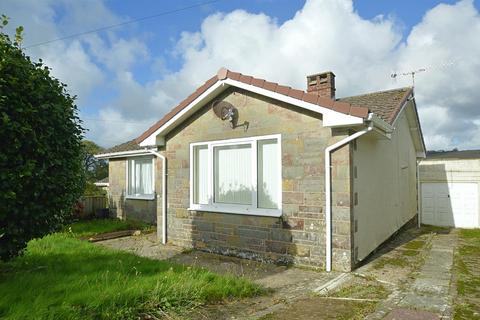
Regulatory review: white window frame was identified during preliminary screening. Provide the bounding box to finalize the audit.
[125,156,156,200]
[189,134,282,217]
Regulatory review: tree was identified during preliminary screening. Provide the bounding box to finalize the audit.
[0,17,85,260]
[82,140,107,196]
[82,140,107,182]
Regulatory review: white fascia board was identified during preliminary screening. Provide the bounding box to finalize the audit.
[138,78,364,147]
[224,79,364,127]
[391,93,413,127]
[95,149,154,159]
[416,151,427,158]
[139,81,227,147]
[370,114,393,133]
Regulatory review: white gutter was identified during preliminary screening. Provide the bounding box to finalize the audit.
[325,122,373,272]
[95,149,153,159]
[146,149,167,245]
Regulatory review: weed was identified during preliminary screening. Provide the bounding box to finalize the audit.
[374,256,409,269]
[0,233,263,319]
[453,229,480,319]
[65,218,154,238]
[402,249,419,257]
[403,240,425,250]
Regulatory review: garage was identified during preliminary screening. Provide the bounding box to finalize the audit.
[419,150,480,228]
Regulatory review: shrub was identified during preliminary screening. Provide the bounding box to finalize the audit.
[0,16,85,259]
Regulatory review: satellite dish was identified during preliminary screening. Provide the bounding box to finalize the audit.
[212,101,238,124]
[211,100,249,131]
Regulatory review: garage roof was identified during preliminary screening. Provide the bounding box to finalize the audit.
[426,150,480,160]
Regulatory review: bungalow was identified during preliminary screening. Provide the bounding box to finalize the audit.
[95,68,426,271]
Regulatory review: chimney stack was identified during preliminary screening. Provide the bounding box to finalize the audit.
[306,71,336,99]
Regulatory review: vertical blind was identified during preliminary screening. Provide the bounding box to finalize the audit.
[214,144,252,205]
[193,145,209,204]
[258,139,279,209]
[193,137,279,210]
[128,157,153,196]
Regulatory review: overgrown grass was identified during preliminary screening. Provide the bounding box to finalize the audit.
[0,233,263,319]
[454,229,480,319]
[403,240,425,250]
[330,277,389,300]
[65,218,153,238]
[374,256,409,269]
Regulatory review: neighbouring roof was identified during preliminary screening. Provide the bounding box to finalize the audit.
[426,150,480,160]
[95,177,109,184]
[338,87,412,124]
[101,139,142,154]
[135,68,375,144]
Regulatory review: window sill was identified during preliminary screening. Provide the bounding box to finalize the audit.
[125,195,155,201]
[188,205,282,217]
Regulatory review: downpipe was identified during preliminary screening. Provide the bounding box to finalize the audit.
[325,124,372,272]
[147,149,167,245]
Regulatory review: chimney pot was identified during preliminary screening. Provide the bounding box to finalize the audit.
[306,71,336,99]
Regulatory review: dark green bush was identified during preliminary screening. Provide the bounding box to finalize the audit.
[0,17,85,260]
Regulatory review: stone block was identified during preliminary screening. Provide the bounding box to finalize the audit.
[282,179,297,191]
[283,192,304,204]
[270,229,293,242]
[283,166,305,179]
[266,241,288,254]
[304,192,324,206]
[193,221,215,233]
[288,244,311,257]
[237,227,268,239]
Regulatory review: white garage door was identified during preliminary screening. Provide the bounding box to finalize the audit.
[421,182,479,228]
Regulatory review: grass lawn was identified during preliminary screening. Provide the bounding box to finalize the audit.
[454,229,480,320]
[65,218,153,238]
[0,233,263,320]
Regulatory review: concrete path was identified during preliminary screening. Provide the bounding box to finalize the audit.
[367,230,457,320]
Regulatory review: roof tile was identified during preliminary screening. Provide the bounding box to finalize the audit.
[289,88,304,100]
[302,92,319,104]
[316,96,335,109]
[227,71,241,81]
[239,75,253,84]
[251,78,266,87]
[349,106,369,118]
[263,81,278,91]
[100,140,142,155]
[338,87,412,124]
[332,101,351,114]
[275,84,291,95]
[135,67,411,145]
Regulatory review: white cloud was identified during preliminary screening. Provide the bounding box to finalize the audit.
[2,0,480,150]
[83,108,151,148]
[148,0,480,150]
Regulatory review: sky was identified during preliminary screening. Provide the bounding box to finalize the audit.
[1,0,479,150]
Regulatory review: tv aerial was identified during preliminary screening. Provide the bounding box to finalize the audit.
[391,68,426,87]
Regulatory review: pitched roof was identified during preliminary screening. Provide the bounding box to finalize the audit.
[101,139,142,154]
[426,150,480,160]
[135,68,372,144]
[95,177,109,184]
[338,87,412,124]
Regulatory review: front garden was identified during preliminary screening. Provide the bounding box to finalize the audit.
[0,220,263,319]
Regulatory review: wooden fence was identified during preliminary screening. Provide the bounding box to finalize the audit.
[79,196,108,218]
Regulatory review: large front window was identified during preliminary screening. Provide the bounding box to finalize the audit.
[126,157,155,199]
[190,135,282,216]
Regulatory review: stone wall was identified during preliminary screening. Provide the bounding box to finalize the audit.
[162,87,353,271]
[108,158,158,224]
